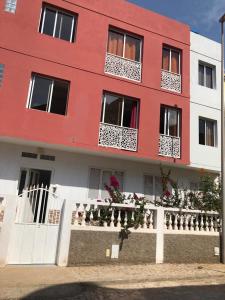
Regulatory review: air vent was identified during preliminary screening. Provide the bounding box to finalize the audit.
[40,154,55,161]
[5,0,17,13]
[21,152,38,159]
[0,65,5,87]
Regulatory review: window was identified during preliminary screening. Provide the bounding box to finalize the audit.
[199,118,217,147]
[199,62,216,89]
[144,175,163,202]
[39,6,77,42]
[107,29,141,62]
[160,106,180,137]
[4,0,17,13]
[88,168,124,200]
[101,93,139,129]
[162,47,181,74]
[28,74,69,115]
[0,64,5,87]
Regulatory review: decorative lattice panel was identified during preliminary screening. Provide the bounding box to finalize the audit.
[161,70,181,93]
[104,53,142,82]
[159,134,180,158]
[99,123,138,152]
[5,0,17,13]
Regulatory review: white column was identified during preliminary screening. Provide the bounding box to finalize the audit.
[155,207,164,264]
[57,199,72,266]
[0,195,17,266]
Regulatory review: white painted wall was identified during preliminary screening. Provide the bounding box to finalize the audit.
[190,32,221,171]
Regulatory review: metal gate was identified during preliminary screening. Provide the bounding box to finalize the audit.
[7,186,64,264]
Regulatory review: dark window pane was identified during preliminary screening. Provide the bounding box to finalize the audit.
[104,94,123,126]
[171,50,179,74]
[59,13,74,41]
[168,108,178,137]
[18,170,27,195]
[50,80,69,115]
[199,64,204,86]
[162,48,170,71]
[30,76,52,111]
[107,31,124,57]
[199,119,205,145]
[206,120,215,146]
[206,66,213,88]
[123,99,138,128]
[160,106,166,134]
[42,8,56,36]
[125,35,141,61]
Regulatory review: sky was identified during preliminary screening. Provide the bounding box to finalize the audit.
[128,0,225,42]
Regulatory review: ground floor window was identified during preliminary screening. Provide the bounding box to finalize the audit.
[143,175,163,202]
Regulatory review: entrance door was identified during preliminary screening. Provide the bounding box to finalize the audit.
[7,169,63,265]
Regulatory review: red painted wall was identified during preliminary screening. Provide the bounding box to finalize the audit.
[0,0,190,165]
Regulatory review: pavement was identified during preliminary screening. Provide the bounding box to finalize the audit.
[1,264,225,299]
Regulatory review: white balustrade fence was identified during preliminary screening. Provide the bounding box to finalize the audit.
[159,134,181,158]
[161,70,181,93]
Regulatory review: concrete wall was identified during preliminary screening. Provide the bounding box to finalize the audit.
[190,32,221,172]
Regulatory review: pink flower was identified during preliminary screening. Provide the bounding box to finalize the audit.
[133,193,139,200]
[110,176,120,189]
[164,190,171,198]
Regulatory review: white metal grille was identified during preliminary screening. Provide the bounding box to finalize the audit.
[99,123,138,151]
[159,134,180,158]
[104,53,142,82]
[161,70,181,93]
[5,0,17,13]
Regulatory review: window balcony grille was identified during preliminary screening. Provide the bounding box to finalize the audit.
[99,123,138,152]
[104,53,142,82]
[159,134,181,158]
[161,70,181,93]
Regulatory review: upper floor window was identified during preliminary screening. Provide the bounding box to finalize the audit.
[88,168,124,200]
[107,29,141,62]
[199,62,216,89]
[28,74,69,116]
[0,64,5,87]
[39,5,77,42]
[162,47,181,74]
[101,93,139,129]
[160,106,180,137]
[199,117,217,147]
[4,0,17,13]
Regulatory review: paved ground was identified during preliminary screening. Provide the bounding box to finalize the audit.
[1,264,225,299]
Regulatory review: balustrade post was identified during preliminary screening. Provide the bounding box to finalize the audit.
[155,207,164,264]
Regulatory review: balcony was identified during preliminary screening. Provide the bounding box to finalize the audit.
[161,70,181,93]
[104,53,142,82]
[159,134,181,158]
[99,123,138,152]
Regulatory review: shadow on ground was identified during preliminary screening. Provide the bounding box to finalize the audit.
[21,282,225,300]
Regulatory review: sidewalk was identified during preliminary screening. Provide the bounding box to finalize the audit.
[1,264,225,299]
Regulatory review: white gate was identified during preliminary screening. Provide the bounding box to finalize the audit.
[7,186,64,264]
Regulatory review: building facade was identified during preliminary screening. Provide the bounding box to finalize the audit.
[0,0,222,265]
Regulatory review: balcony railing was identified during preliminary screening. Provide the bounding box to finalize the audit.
[104,53,142,82]
[99,123,138,152]
[159,134,181,158]
[161,70,181,93]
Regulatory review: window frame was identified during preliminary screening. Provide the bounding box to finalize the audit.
[39,5,77,43]
[143,174,164,203]
[107,28,142,63]
[88,167,125,200]
[27,73,69,116]
[162,46,181,75]
[160,106,181,138]
[199,117,217,147]
[198,61,216,89]
[101,92,139,129]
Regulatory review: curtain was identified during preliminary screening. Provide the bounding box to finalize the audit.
[206,66,213,88]
[199,64,205,86]
[206,121,214,146]
[168,108,178,137]
[125,35,140,61]
[162,48,170,71]
[171,50,179,74]
[107,31,124,57]
[130,102,137,128]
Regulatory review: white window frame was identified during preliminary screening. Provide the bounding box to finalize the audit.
[40,6,76,43]
[27,74,69,115]
[161,106,180,137]
[199,117,217,147]
[143,174,164,202]
[101,93,139,129]
[162,47,181,75]
[88,168,124,200]
[107,29,142,62]
[198,61,216,89]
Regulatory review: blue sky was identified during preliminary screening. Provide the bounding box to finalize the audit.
[128,0,225,42]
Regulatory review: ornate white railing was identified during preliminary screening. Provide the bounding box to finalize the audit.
[161,70,181,93]
[164,208,221,234]
[71,200,157,232]
[104,53,142,82]
[159,134,180,158]
[99,123,138,152]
